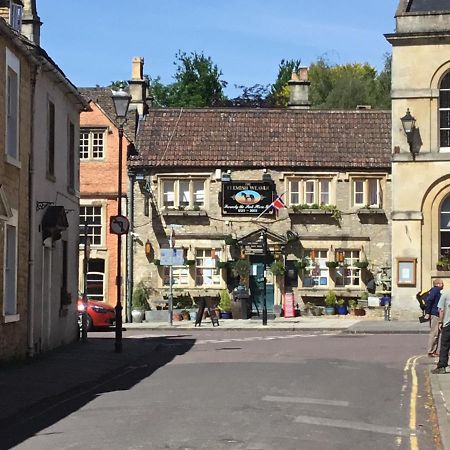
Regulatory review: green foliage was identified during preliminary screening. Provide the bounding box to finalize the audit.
[132,283,150,310]
[336,299,345,306]
[325,261,339,268]
[219,289,232,312]
[360,291,369,300]
[319,204,342,223]
[294,258,309,270]
[232,259,250,278]
[270,261,285,276]
[349,299,358,309]
[324,290,337,306]
[267,59,302,107]
[228,84,270,108]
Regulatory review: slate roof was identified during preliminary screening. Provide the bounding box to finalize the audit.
[132,108,391,170]
[79,87,136,141]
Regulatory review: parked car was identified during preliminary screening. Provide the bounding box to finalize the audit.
[77,298,116,331]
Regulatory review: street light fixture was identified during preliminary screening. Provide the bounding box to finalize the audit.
[111,85,131,353]
[400,108,418,159]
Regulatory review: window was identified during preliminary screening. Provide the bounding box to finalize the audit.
[9,2,22,31]
[3,210,18,318]
[335,250,361,287]
[86,259,105,300]
[288,178,331,206]
[195,249,221,286]
[440,72,450,151]
[6,49,19,162]
[68,121,75,190]
[163,250,189,286]
[79,129,106,160]
[48,100,55,176]
[440,195,450,258]
[303,250,329,287]
[161,179,206,209]
[352,178,381,207]
[79,206,102,246]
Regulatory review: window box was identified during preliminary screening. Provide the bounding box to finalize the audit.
[162,209,207,217]
[289,208,332,215]
[357,208,385,215]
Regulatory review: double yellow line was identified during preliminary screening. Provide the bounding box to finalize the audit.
[404,355,422,450]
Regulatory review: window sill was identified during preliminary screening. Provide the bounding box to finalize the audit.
[162,209,207,217]
[357,208,385,215]
[5,154,21,169]
[288,208,332,215]
[3,314,20,323]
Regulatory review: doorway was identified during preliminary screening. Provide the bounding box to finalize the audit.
[249,255,274,313]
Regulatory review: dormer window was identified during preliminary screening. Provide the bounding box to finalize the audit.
[9,1,22,32]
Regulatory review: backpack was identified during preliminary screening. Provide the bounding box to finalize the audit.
[416,289,429,312]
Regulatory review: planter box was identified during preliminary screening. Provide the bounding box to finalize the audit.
[288,209,332,215]
[145,309,183,322]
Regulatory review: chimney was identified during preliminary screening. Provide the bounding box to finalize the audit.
[128,57,148,117]
[22,0,41,45]
[288,66,311,110]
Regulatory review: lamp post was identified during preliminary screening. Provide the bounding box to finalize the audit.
[260,229,268,326]
[400,108,418,159]
[111,85,131,353]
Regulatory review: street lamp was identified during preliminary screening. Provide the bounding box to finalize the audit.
[111,85,131,353]
[400,108,418,159]
[260,229,268,326]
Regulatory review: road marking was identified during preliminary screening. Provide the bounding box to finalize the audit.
[294,415,409,436]
[409,355,422,450]
[263,395,349,407]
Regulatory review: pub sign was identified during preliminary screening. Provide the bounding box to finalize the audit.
[222,181,276,215]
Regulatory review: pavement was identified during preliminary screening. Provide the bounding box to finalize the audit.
[1,317,449,449]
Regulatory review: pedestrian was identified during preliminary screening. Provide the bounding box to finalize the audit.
[431,288,450,374]
[425,278,444,357]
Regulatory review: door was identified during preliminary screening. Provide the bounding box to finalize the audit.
[249,257,274,313]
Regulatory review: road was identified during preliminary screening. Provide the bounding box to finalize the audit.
[4,330,442,450]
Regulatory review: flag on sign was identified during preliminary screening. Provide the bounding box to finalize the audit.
[271,196,285,210]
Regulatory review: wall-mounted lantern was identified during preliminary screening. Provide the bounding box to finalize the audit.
[145,239,152,257]
[400,108,419,159]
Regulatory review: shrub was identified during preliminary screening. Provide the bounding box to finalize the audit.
[324,290,337,307]
[219,289,232,312]
[132,284,150,310]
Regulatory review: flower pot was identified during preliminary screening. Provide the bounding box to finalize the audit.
[336,305,348,315]
[131,309,144,323]
[181,311,191,321]
[220,311,232,319]
[354,308,366,316]
[173,312,183,321]
[325,306,336,315]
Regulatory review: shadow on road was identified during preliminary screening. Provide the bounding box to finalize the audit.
[0,336,195,449]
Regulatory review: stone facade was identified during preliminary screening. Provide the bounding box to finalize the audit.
[386,0,450,317]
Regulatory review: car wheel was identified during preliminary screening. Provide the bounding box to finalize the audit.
[86,314,93,331]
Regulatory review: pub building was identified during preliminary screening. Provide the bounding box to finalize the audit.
[128,70,392,315]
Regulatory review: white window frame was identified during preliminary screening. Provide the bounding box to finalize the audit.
[288,178,331,206]
[335,250,361,287]
[440,72,450,152]
[352,178,381,208]
[86,258,105,300]
[163,249,189,286]
[5,48,20,167]
[3,208,19,322]
[10,2,22,31]
[303,249,329,287]
[195,249,221,286]
[79,204,103,247]
[161,178,206,209]
[79,128,106,160]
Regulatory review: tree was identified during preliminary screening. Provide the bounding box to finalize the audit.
[168,51,227,107]
[374,53,391,109]
[267,59,302,107]
[227,84,270,108]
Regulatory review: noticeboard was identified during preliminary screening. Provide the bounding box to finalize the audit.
[160,248,185,266]
[222,181,276,215]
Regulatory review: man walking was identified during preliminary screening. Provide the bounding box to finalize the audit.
[425,279,444,357]
[431,288,450,374]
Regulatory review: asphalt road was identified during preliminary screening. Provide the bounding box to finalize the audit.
[4,330,442,450]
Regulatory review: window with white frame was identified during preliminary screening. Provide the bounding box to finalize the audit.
[6,48,20,162]
[440,72,450,151]
[195,249,221,286]
[79,129,106,160]
[163,250,189,286]
[161,179,206,209]
[9,2,22,31]
[3,210,18,317]
[335,250,361,287]
[79,206,103,246]
[440,195,450,258]
[86,259,105,300]
[288,178,331,206]
[303,250,329,287]
[352,178,381,208]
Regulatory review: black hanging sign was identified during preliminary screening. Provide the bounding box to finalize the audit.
[222,181,276,215]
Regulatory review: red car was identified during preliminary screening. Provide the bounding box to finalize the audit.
[77,298,116,330]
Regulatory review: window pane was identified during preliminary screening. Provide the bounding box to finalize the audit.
[179,181,190,206]
[80,206,102,246]
[320,180,329,205]
[290,180,300,205]
[304,180,315,204]
[5,224,17,314]
[440,110,450,129]
[195,249,221,286]
[441,73,450,90]
[440,90,450,109]
[354,180,364,205]
[368,179,379,206]
[80,132,89,159]
[92,132,104,158]
[193,180,205,206]
[7,67,18,159]
[163,180,175,207]
[441,129,450,148]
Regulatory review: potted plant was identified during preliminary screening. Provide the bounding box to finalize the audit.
[336,298,347,315]
[184,259,195,266]
[232,259,250,280]
[355,259,369,269]
[437,256,450,271]
[325,261,339,269]
[270,261,285,276]
[294,258,309,270]
[324,290,337,315]
[219,289,232,319]
[131,283,150,323]
[348,299,358,315]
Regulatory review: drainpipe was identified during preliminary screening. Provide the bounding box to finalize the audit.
[126,171,135,323]
[27,63,39,357]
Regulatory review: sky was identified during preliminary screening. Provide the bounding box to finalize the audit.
[38,0,399,97]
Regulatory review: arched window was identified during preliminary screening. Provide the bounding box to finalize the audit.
[440,72,450,151]
[440,196,450,257]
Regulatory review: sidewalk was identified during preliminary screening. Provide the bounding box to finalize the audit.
[0,319,448,449]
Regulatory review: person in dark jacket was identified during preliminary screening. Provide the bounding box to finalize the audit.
[425,278,444,357]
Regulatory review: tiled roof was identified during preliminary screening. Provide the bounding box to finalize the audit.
[79,87,136,141]
[132,108,391,169]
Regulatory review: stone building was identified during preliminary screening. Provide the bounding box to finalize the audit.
[386,0,450,316]
[129,91,392,313]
